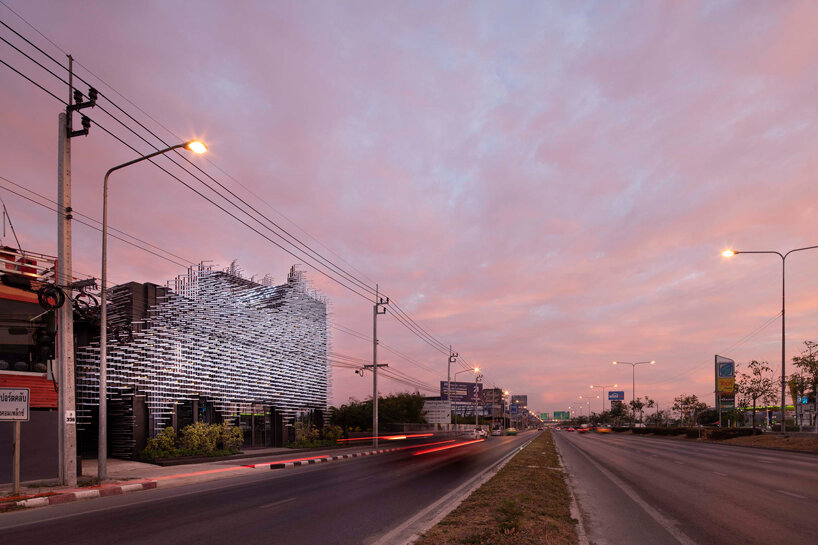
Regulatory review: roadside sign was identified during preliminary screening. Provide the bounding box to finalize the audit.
[715,356,735,424]
[0,387,30,421]
[553,411,570,420]
[608,391,625,401]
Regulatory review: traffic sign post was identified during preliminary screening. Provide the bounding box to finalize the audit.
[1,387,30,496]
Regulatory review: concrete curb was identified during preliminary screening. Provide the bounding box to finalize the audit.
[263,447,401,469]
[3,446,403,511]
[11,480,157,509]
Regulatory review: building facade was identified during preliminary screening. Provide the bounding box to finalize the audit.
[75,263,329,458]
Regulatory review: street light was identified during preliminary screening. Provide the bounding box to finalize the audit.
[452,367,479,424]
[98,140,207,481]
[723,245,818,432]
[577,395,593,418]
[590,383,618,412]
[613,360,654,424]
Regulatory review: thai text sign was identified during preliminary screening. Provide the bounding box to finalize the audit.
[608,391,625,401]
[440,381,483,403]
[0,388,30,421]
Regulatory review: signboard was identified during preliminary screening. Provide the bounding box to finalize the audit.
[440,381,484,404]
[423,400,451,425]
[539,412,550,421]
[0,388,30,421]
[608,391,625,401]
[510,404,518,415]
[511,395,528,407]
[715,355,735,421]
[553,411,570,420]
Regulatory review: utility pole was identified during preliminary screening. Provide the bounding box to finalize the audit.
[57,56,95,486]
[447,348,457,429]
[372,284,388,448]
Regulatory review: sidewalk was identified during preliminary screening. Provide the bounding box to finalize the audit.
[0,444,399,511]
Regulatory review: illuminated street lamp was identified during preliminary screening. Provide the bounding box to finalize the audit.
[612,360,655,417]
[452,367,479,423]
[723,245,818,432]
[590,383,618,412]
[98,140,207,481]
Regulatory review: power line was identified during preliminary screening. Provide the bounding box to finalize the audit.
[0,15,470,371]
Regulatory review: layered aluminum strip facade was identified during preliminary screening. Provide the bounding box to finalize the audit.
[76,264,329,436]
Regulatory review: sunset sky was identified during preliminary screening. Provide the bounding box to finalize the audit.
[2,1,818,416]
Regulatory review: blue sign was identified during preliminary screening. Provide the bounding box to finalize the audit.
[510,404,518,415]
[608,391,625,401]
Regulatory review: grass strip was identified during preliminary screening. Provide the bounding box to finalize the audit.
[414,430,578,545]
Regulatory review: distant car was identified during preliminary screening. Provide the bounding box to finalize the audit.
[491,428,503,436]
[470,428,488,439]
[577,426,591,433]
[566,427,575,432]
[596,425,613,433]
[505,427,518,436]
[537,427,544,431]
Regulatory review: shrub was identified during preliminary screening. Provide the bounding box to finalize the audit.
[179,422,220,453]
[708,428,764,440]
[140,422,244,461]
[685,428,700,439]
[218,422,245,451]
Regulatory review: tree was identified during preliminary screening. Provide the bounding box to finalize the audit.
[330,393,427,435]
[792,340,818,432]
[672,394,707,426]
[736,360,777,431]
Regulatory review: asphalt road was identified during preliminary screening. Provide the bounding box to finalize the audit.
[0,432,533,545]
[555,431,818,545]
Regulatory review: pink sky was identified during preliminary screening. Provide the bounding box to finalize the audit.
[2,1,818,415]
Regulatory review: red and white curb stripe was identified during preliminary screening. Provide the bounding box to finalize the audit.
[258,447,402,469]
[7,447,404,509]
[14,481,157,508]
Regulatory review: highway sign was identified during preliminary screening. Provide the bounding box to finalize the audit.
[553,411,570,420]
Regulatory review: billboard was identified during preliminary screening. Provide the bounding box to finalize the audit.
[608,391,625,401]
[440,381,484,403]
[715,355,735,414]
[423,400,451,425]
[553,411,570,420]
[539,413,550,421]
[511,395,528,407]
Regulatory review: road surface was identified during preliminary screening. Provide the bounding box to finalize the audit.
[555,431,818,545]
[0,432,533,545]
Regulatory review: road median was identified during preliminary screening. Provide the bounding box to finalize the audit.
[414,431,578,545]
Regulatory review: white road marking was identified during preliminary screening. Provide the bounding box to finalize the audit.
[259,497,296,509]
[674,461,684,465]
[568,443,699,545]
[711,471,728,477]
[776,490,806,499]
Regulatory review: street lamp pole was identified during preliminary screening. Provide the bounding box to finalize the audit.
[99,140,206,481]
[613,360,654,425]
[723,246,818,432]
[453,367,479,426]
[590,383,618,412]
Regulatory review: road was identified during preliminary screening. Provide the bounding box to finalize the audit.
[0,432,533,545]
[555,431,818,545]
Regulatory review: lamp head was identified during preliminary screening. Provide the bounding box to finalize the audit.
[722,249,735,257]
[650,360,655,365]
[184,140,208,154]
[473,367,480,373]
[612,361,617,365]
